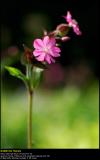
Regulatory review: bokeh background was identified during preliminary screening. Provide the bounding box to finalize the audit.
[1,0,99,148]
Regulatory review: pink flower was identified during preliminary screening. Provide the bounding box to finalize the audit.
[64,11,82,35]
[33,36,61,64]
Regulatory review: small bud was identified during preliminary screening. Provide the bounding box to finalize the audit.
[43,30,48,36]
[56,43,61,46]
[61,36,70,42]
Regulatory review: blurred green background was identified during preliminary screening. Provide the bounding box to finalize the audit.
[1,0,99,148]
[1,81,99,148]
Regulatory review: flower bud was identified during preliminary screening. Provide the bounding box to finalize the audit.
[56,23,68,32]
[56,23,69,37]
[43,30,48,36]
[23,44,33,63]
[61,36,70,42]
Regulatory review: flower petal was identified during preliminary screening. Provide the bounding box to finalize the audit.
[53,52,60,57]
[45,54,52,64]
[50,57,55,63]
[72,19,78,26]
[66,11,72,23]
[36,52,45,61]
[49,46,61,57]
[49,38,56,46]
[73,25,82,35]
[53,47,61,53]
[33,50,42,56]
[33,39,43,49]
[43,36,50,46]
[49,50,60,57]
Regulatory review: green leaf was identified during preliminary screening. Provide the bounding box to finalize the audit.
[5,66,28,85]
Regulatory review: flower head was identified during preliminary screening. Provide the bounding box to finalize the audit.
[33,36,61,64]
[64,11,82,35]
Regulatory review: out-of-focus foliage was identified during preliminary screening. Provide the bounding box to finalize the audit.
[1,81,99,148]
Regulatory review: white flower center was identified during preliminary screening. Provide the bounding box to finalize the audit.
[43,47,49,54]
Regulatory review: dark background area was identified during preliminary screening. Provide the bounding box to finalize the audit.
[1,0,99,75]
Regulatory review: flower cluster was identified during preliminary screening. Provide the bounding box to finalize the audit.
[27,11,82,65]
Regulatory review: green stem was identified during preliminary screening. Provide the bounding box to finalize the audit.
[28,89,33,149]
[26,64,33,149]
